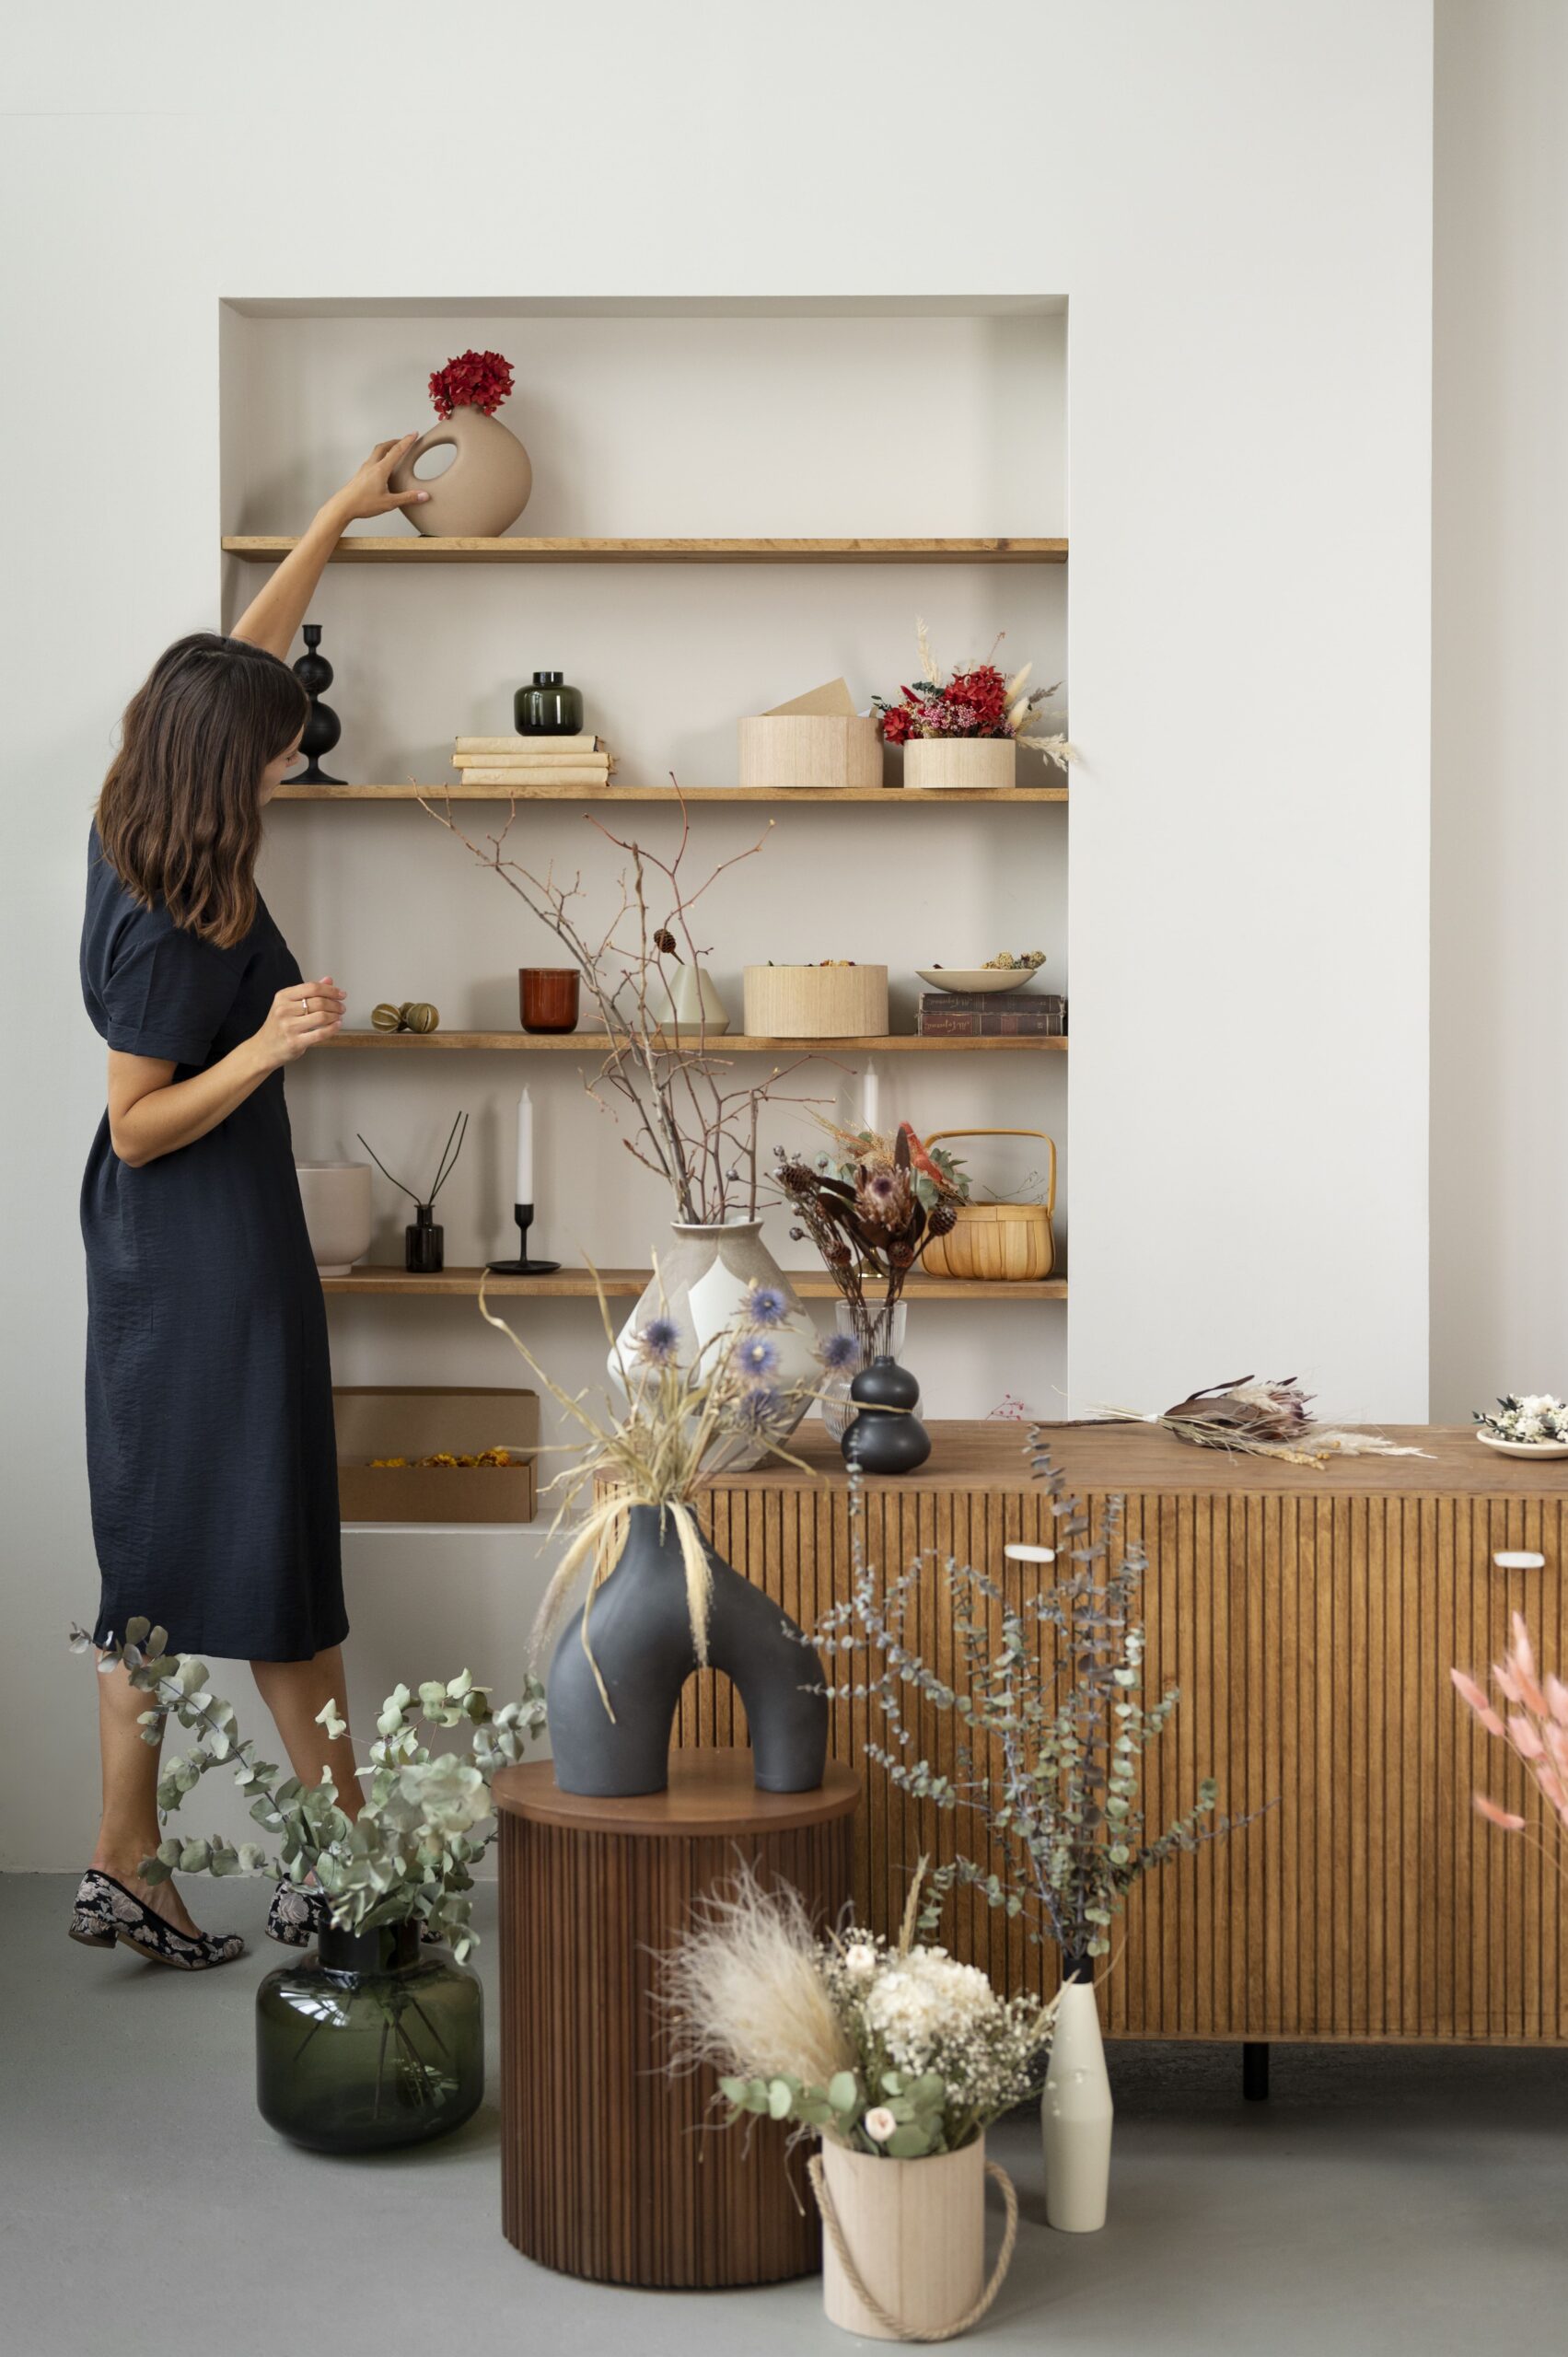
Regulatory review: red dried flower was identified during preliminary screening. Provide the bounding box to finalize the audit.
[428,349,515,420]
[879,703,912,745]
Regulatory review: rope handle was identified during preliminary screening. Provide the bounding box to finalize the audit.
[807,2151,1019,2344]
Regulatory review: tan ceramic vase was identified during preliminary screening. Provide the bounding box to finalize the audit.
[389,406,532,537]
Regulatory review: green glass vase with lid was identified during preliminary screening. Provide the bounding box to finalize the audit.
[514,670,584,734]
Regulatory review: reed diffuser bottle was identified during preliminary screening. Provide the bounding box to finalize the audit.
[355,1113,469,1275]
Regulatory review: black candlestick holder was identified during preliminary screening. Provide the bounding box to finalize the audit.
[288,622,343,785]
[486,1203,560,1275]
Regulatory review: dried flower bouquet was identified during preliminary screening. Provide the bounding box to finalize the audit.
[875,618,1074,769]
[774,1122,960,1355]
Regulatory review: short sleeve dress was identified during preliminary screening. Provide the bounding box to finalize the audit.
[80,828,346,1663]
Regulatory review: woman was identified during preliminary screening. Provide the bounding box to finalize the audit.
[70,440,430,1968]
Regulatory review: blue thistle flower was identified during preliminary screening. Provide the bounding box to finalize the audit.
[736,1386,784,1432]
[633,1316,681,1367]
[819,1329,861,1375]
[734,1334,780,1381]
[746,1283,789,1329]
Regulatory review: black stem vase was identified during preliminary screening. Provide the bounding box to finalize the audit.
[546,1504,828,1797]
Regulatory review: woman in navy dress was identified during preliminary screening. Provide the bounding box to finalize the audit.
[70,439,431,1968]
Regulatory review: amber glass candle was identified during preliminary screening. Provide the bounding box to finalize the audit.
[519,968,580,1033]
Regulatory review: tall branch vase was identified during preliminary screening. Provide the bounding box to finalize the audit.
[1041,1968,1113,2232]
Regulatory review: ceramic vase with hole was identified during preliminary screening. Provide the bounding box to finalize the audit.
[389,405,532,538]
[818,2139,987,2340]
[819,1303,907,1442]
[256,1920,482,2154]
[841,1355,931,1475]
[1041,1964,1113,2231]
[609,1221,818,1463]
[295,1162,372,1275]
[546,1502,828,1795]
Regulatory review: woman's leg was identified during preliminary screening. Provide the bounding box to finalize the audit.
[250,1645,363,1820]
[90,1655,204,1935]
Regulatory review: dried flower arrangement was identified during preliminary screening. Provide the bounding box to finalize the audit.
[73,1621,546,1959]
[478,1271,857,1701]
[1099,1376,1430,1469]
[774,1123,961,1356]
[659,1862,1053,2160]
[1474,1393,1568,1446]
[1453,1613,1568,1839]
[875,619,1074,768]
[427,348,515,419]
[813,1439,1262,1965]
[425,800,812,1224]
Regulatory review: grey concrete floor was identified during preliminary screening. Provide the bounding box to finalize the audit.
[5,1870,1564,2354]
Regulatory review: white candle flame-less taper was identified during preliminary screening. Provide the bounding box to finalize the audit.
[515,1088,534,1204]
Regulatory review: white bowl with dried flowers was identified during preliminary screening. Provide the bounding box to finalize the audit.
[1475,1395,1568,1457]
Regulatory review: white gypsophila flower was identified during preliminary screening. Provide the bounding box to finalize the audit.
[859,1947,1000,2073]
[843,1941,877,1977]
[864,2106,897,2142]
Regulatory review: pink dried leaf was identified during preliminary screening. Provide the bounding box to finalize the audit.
[1450,1667,1506,1737]
[1473,1794,1527,1830]
[1493,1662,1523,1705]
[1507,1713,1545,1760]
[1511,1612,1537,1677]
[1546,1675,1568,1726]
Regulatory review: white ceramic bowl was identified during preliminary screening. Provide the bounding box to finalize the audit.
[296,1162,373,1275]
[916,966,1044,994]
[1475,1429,1568,1459]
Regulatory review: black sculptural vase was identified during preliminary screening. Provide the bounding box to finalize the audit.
[289,622,343,784]
[841,1356,932,1476]
[546,1503,829,1797]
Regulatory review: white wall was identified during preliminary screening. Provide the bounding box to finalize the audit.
[1431,0,1568,1417]
[0,0,1434,1867]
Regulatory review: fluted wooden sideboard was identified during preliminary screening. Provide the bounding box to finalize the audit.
[687,1422,1567,2047]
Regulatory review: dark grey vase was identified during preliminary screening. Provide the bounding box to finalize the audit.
[546,1503,828,1797]
[841,1357,933,1475]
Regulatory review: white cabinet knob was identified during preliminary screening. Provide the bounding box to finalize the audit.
[1005,1542,1056,1563]
[1493,1550,1546,1571]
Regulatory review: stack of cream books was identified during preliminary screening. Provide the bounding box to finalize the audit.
[450,735,615,789]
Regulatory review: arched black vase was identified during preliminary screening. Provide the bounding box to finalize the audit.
[841,1357,932,1476]
[546,1504,829,1797]
[289,622,343,785]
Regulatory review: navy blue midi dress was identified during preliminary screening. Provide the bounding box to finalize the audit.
[80,829,346,1663]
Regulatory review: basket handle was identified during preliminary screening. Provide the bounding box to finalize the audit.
[923,1127,1056,1222]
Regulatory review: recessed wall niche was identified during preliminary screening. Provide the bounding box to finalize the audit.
[218,296,1070,1436]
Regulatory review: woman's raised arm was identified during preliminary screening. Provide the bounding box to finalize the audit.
[230,438,430,661]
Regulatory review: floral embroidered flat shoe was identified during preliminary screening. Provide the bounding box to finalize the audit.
[68,1869,245,1970]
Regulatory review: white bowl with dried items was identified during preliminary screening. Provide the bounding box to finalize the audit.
[917,953,1046,995]
[1474,1395,1568,1457]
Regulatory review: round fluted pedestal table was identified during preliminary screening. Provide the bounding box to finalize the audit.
[494,1749,859,2287]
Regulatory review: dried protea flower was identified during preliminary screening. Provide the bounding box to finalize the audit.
[1163,1376,1313,1442]
[855,1161,913,1233]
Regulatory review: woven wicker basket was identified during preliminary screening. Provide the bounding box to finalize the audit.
[919,1128,1057,1282]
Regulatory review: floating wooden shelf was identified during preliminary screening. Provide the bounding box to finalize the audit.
[273,781,1069,804]
[226,534,1067,566]
[321,1029,1065,1056]
[320,1266,1068,1302]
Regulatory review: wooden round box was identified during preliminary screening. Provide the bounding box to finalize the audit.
[738,714,883,791]
[742,964,889,1038]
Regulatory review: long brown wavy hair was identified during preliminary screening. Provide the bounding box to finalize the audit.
[97,633,308,948]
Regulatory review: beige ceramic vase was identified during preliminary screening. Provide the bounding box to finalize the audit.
[389,406,532,538]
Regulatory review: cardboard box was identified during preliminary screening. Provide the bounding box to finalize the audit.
[335,1387,539,1524]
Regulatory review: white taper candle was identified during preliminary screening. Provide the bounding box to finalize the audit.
[861,1061,881,1140]
[515,1088,534,1204]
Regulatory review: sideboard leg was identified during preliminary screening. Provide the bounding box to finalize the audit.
[1242,2041,1271,2102]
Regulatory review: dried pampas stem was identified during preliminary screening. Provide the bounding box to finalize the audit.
[656,1859,853,2093]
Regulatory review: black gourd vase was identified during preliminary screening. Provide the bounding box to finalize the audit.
[289,623,343,784]
[546,1503,828,1797]
[841,1356,932,1476]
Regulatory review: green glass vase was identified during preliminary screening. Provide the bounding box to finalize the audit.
[513,670,584,734]
[256,1918,483,2154]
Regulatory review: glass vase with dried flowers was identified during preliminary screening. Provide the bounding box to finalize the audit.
[356,1111,468,1273]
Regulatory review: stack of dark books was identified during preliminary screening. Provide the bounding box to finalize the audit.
[918,990,1067,1038]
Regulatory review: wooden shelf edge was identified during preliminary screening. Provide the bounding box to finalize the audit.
[272,782,1069,804]
[320,1266,1068,1302]
[226,534,1068,565]
[319,1030,1065,1055]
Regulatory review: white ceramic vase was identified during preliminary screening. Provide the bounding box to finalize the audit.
[1041,1974,1113,2232]
[819,2139,986,2341]
[295,1162,373,1275]
[610,1220,817,1462]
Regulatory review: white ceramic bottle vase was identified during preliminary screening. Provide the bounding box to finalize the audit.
[1041,1962,1112,2232]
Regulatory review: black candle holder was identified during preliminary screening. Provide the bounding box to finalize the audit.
[486,1203,560,1275]
[288,622,343,785]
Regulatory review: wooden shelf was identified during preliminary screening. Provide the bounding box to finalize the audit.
[273,781,1069,805]
[226,534,1067,566]
[320,1030,1065,1056]
[321,1265,1067,1302]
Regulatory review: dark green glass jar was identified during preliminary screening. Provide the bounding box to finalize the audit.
[255,1918,483,2154]
[514,670,584,734]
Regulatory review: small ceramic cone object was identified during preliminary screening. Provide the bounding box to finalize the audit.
[819,2140,985,2340]
[1041,1973,1113,2232]
[668,961,729,1036]
[389,405,532,538]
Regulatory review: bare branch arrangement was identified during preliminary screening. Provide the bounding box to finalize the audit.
[424,790,819,1225]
